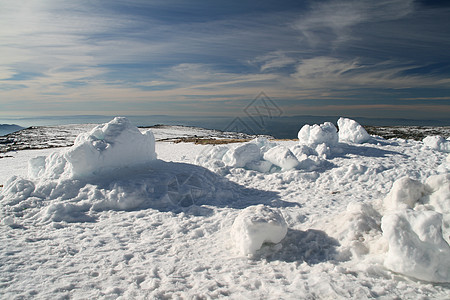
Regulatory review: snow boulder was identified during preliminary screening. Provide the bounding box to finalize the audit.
[337,117,370,144]
[263,145,299,171]
[230,205,288,256]
[382,210,450,283]
[29,117,156,179]
[423,136,450,153]
[298,122,338,146]
[383,177,425,211]
[222,143,261,168]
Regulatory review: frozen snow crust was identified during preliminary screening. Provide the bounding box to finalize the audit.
[1,117,450,298]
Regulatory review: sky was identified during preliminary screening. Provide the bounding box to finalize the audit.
[1,0,450,121]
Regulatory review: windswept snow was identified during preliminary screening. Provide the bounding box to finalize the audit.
[1,117,450,299]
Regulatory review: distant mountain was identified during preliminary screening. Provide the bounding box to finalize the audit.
[0,124,24,136]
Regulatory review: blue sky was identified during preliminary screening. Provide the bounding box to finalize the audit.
[1,0,450,120]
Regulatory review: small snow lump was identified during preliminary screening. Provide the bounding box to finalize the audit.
[230,205,288,256]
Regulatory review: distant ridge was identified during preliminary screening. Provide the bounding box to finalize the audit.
[1,115,449,139]
[0,124,24,136]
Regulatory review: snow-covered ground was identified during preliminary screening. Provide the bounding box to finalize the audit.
[1,117,449,299]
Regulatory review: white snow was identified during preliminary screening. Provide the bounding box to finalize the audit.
[382,210,450,283]
[298,121,338,146]
[380,174,450,283]
[383,176,425,211]
[263,146,299,171]
[423,135,450,153]
[337,117,371,144]
[28,117,156,180]
[223,142,261,168]
[230,205,288,256]
[1,117,450,299]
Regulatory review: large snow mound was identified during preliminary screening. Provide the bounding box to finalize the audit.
[298,122,338,146]
[1,118,268,222]
[28,117,157,179]
[423,135,450,153]
[381,174,450,283]
[382,210,450,283]
[230,205,288,256]
[337,117,370,144]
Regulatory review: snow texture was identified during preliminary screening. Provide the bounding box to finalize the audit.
[423,135,450,153]
[381,174,450,283]
[28,117,157,180]
[298,122,338,146]
[230,205,288,256]
[263,145,299,171]
[1,117,450,298]
[223,142,261,168]
[382,210,450,283]
[337,117,371,144]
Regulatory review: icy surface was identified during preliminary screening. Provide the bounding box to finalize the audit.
[1,118,450,299]
[337,117,371,144]
[230,205,287,256]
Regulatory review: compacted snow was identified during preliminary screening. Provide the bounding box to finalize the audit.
[1,117,450,299]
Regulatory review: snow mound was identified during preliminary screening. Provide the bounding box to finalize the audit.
[382,210,450,283]
[263,145,299,171]
[298,122,338,146]
[196,137,328,173]
[1,118,260,222]
[230,205,287,256]
[325,202,384,260]
[423,135,450,153]
[381,174,450,282]
[383,177,425,211]
[29,117,157,179]
[337,117,370,144]
[223,143,260,168]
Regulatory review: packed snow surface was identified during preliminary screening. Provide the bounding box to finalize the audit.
[1,117,450,299]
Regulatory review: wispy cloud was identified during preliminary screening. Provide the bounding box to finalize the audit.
[0,0,449,119]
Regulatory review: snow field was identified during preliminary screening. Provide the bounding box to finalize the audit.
[1,117,450,298]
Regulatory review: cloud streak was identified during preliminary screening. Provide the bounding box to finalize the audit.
[0,0,449,119]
